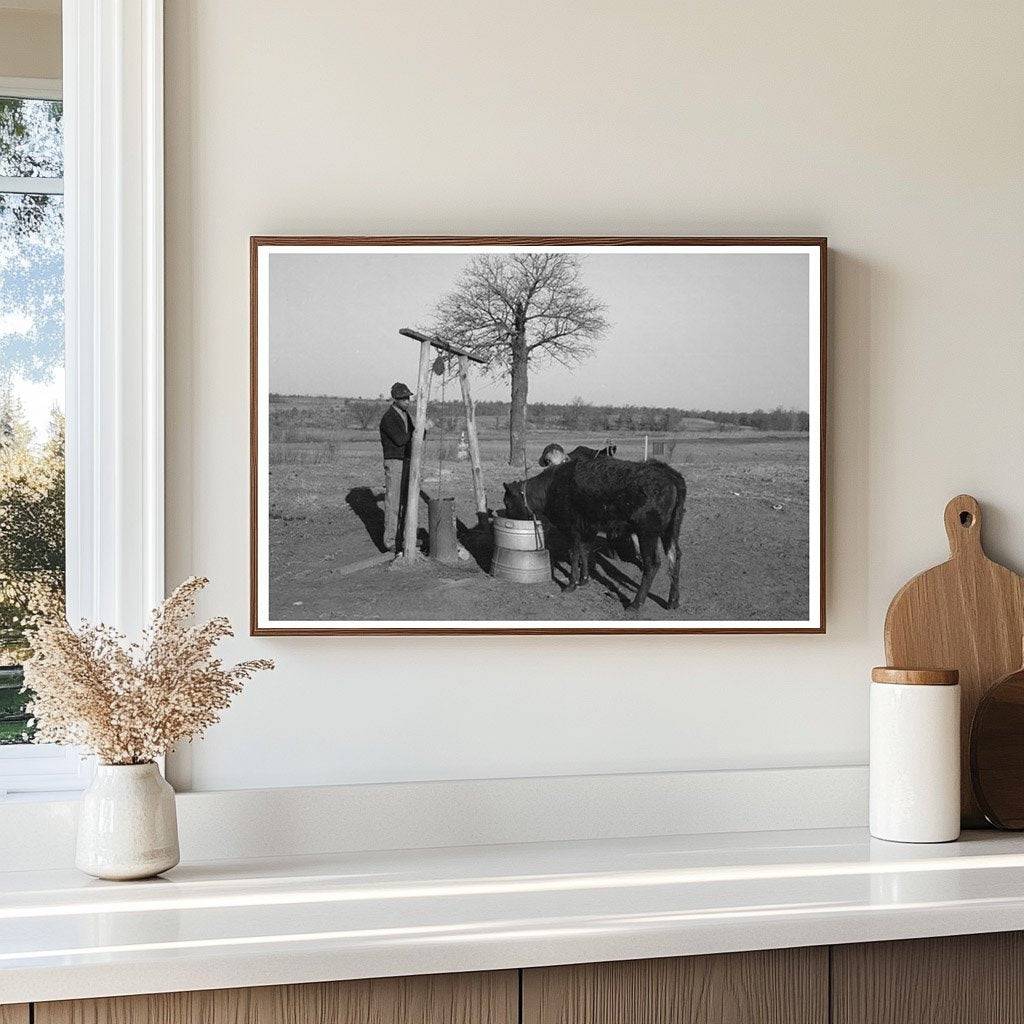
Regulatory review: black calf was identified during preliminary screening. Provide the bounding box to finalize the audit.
[504,458,685,611]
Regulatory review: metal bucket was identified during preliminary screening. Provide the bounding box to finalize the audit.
[493,515,545,551]
[491,546,552,584]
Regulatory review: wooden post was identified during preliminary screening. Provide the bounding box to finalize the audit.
[457,353,487,516]
[402,338,433,559]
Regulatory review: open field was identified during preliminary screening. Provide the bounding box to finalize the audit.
[267,396,811,623]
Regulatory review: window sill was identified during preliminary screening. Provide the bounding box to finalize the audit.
[0,744,93,799]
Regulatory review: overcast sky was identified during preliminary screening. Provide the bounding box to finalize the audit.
[268,250,811,411]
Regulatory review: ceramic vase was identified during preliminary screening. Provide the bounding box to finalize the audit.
[76,762,180,880]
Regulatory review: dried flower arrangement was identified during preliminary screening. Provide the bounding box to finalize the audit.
[22,577,273,765]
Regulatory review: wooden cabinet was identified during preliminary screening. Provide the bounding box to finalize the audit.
[24,932,1024,1024]
[34,971,517,1024]
[520,934,1024,1024]
[832,932,1024,1024]
[522,948,828,1024]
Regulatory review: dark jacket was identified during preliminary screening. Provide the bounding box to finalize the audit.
[380,403,413,461]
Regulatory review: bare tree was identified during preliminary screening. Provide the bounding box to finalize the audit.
[434,254,608,465]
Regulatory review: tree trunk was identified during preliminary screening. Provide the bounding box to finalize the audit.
[508,329,528,467]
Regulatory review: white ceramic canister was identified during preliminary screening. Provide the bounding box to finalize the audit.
[76,762,180,880]
[870,667,961,843]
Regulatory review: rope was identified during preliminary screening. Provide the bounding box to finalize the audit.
[522,446,543,549]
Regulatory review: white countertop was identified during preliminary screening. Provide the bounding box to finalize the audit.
[4,826,1024,1004]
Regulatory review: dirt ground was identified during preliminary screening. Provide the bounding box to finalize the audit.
[267,404,811,624]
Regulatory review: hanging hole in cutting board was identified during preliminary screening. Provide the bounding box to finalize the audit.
[960,511,974,527]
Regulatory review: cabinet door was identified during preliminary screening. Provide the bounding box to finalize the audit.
[0,1006,29,1024]
[832,932,1024,1024]
[523,948,828,1024]
[35,970,517,1024]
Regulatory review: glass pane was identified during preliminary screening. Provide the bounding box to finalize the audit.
[0,97,63,179]
[0,189,65,745]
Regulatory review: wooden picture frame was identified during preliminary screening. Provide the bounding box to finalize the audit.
[251,236,827,635]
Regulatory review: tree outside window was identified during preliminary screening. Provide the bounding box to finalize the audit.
[0,95,65,744]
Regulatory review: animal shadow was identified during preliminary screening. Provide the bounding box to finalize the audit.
[590,551,669,611]
[456,511,495,573]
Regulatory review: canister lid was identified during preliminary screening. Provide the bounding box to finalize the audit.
[871,667,959,686]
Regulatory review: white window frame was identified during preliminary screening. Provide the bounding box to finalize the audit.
[0,78,64,192]
[0,77,61,101]
[0,0,164,799]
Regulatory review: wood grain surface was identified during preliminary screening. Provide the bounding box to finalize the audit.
[522,948,828,1024]
[35,971,517,1024]
[832,932,1024,1024]
[0,1006,29,1024]
[884,494,1024,825]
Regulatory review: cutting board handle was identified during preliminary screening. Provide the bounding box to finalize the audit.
[944,494,983,558]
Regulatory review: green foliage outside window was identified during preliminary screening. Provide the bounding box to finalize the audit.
[0,398,65,743]
[0,95,65,744]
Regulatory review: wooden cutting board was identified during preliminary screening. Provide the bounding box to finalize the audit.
[884,494,1024,826]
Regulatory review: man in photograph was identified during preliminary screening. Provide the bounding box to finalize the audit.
[539,443,567,467]
[380,381,414,552]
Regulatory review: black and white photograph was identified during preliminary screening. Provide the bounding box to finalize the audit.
[251,238,825,634]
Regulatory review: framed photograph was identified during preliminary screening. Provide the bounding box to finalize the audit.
[251,237,826,635]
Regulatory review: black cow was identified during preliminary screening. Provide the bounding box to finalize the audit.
[538,443,616,468]
[566,443,617,461]
[503,458,686,611]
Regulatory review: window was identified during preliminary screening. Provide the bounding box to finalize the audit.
[0,81,83,797]
[0,6,166,797]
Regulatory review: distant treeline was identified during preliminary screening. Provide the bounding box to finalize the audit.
[271,394,810,434]
[473,401,810,434]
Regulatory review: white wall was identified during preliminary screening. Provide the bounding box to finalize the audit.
[164,0,1024,792]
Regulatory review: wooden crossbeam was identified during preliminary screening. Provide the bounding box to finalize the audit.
[399,327,489,364]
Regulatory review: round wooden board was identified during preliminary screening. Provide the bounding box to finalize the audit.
[971,664,1024,829]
